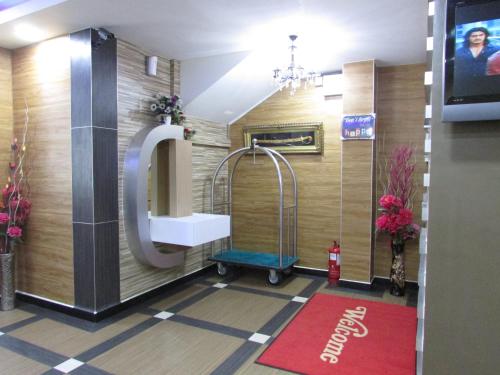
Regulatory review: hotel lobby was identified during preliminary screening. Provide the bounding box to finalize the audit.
[0,1,498,374]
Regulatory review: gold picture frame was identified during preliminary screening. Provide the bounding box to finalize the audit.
[243,122,323,154]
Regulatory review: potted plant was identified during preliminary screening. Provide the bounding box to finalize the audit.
[376,145,420,296]
[0,136,31,311]
[150,94,186,126]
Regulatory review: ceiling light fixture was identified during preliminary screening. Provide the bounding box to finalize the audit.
[14,23,44,42]
[272,35,317,95]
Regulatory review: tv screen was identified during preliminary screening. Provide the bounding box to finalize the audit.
[443,0,500,121]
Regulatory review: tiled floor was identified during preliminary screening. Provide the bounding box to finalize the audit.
[0,269,417,374]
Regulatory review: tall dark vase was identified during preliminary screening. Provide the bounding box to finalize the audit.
[0,244,15,310]
[390,241,406,296]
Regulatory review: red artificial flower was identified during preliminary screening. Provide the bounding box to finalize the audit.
[8,198,31,225]
[379,194,403,210]
[387,214,401,234]
[0,212,9,224]
[376,214,389,231]
[7,226,22,238]
[396,208,413,226]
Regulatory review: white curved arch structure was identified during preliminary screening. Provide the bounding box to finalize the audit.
[123,125,185,268]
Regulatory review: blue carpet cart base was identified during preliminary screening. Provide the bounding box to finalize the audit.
[208,249,299,285]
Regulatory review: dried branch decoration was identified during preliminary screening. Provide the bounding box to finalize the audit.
[385,145,417,209]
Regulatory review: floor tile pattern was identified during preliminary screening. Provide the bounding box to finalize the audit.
[0,269,417,374]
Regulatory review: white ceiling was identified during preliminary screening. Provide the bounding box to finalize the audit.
[0,0,429,123]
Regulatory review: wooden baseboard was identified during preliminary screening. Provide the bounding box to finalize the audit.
[338,279,373,290]
[293,266,328,277]
[338,277,418,291]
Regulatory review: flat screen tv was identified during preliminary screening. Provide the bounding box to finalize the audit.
[443,0,500,121]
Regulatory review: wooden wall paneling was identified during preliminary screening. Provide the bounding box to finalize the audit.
[12,37,74,304]
[151,139,192,217]
[340,60,376,283]
[374,64,426,281]
[117,39,229,299]
[230,86,342,269]
[0,48,13,184]
[167,140,192,217]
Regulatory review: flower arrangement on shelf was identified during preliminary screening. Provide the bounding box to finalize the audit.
[376,145,420,296]
[150,94,186,125]
[0,136,32,255]
[149,94,196,140]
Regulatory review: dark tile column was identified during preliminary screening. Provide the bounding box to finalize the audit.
[71,28,119,312]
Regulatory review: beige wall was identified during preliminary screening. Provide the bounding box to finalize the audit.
[374,64,426,281]
[0,48,13,186]
[117,40,229,300]
[12,37,74,304]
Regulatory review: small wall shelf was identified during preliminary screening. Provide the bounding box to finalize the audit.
[149,213,230,247]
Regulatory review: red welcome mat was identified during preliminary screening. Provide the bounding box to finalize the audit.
[257,293,416,375]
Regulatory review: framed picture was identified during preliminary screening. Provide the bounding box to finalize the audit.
[243,122,323,154]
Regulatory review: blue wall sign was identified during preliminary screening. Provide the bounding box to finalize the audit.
[341,114,376,140]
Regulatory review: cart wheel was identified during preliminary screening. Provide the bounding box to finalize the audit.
[283,267,293,276]
[268,269,283,285]
[217,262,228,277]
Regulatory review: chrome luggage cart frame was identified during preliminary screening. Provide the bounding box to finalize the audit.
[208,140,298,285]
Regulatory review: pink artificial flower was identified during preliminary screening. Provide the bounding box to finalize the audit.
[379,195,403,210]
[7,226,22,238]
[396,208,413,226]
[0,212,9,224]
[387,214,401,235]
[9,198,31,225]
[2,185,17,201]
[376,214,389,231]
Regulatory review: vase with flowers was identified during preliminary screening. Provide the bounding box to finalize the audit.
[376,146,420,296]
[0,109,31,310]
[150,94,186,126]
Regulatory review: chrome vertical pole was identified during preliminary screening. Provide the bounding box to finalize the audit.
[210,147,250,256]
[255,146,283,268]
[267,149,298,257]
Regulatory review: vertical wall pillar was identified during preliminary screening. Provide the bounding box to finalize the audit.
[71,29,119,312]
[340,60,376,285]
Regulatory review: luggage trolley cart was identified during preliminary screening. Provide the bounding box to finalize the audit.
[208,139,298,285]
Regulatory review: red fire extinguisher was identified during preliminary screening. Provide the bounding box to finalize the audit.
[328,241,341,284]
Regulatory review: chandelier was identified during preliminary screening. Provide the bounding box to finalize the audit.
[273,35,316,95]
